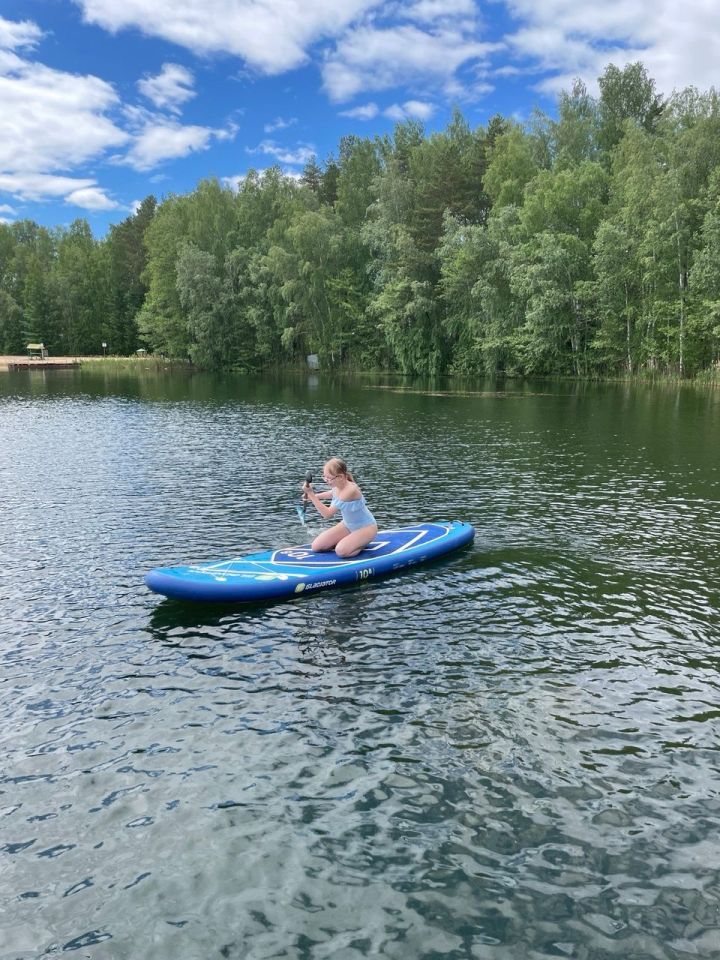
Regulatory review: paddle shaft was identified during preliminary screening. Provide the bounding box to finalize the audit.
[299,471,313,517]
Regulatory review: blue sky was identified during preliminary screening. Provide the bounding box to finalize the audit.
[2,0,719,234]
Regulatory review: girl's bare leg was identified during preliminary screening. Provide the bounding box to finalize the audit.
[335,524,378,558]
[311,523,349,552]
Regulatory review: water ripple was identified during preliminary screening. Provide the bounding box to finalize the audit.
[1,373,719,958]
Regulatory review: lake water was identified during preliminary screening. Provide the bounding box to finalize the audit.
[1,368,719,960]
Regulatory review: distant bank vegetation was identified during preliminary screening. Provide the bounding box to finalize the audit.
[2,63,720,379]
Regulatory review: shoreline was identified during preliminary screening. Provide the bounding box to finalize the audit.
[2,354,718,387]
[0,354,189,371]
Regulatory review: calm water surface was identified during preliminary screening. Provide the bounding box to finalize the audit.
[1,369,719,960]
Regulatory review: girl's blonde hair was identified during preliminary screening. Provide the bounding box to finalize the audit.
[324,457,354,481]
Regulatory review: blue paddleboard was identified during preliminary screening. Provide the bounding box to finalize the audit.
[145,521,475,603]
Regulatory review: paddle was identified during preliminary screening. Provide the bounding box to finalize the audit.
[296,471,313,524]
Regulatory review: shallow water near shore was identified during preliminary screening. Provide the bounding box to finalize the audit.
[1,369,719,959]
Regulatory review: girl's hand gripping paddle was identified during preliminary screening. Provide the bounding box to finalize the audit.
[297,471,313,524]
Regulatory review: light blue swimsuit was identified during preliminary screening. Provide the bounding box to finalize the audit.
[331,492,377,532]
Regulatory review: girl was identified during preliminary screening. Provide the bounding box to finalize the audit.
[302,457,378,557]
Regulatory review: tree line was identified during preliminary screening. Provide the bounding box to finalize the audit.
[2,63,720,378]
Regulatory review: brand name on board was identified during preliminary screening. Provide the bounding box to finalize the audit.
[295,579,337,593]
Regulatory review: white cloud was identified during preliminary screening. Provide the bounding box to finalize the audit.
[384,99,435,121]
[340,102,380,120]
[503,0,720,96]
[65,187,121,210]
[494,64,524,78]
[124,120,236,171]
[403,0,476,24]
[264,116,298,133]
[0,49,24,74]
[0,203,16,215]
[247,139,316,166]
[222,174,245,190]
[323,24,500,101]
[138,63,195,112]
[72,0,501,106]
[0,17,131,208]
[0,60,129,176]
[0,15,43,50]
[0,15,244,212]
[0,172,98,201]
[384,104,406,121]
[75,0,380,73]
[444,77,494,100]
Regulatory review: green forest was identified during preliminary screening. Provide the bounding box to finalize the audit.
[2,63,720,378]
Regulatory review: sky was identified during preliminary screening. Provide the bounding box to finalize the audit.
[2,0,720,235]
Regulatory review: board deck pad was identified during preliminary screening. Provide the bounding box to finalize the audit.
[145,521,475,603]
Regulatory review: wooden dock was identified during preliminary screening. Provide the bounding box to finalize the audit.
[1,356,81,371]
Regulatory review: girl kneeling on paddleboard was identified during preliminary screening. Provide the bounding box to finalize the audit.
[302,457,378,557]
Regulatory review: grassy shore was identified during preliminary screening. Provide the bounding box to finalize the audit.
[4,353,719,386]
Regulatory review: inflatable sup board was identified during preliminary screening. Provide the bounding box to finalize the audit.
[145,520,474,603]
